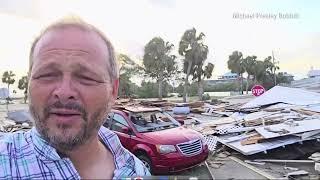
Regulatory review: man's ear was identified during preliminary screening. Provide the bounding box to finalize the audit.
[112,78,119,99]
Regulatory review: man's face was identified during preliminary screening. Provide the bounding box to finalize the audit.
[29,27,118,151]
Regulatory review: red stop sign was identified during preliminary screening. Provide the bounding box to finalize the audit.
[251,85,265,97]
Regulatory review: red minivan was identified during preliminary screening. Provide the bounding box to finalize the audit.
[103,106,209,174]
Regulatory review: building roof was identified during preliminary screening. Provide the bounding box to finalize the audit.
[222,72,238,77]
[308,70,320,77]
[279,72,294,77]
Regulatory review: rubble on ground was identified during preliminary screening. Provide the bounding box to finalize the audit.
[0,109,32,134]
[190,86,320,156]
[113,86,320,159]
[2,86,320,178]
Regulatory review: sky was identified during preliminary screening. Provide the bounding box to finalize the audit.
[0,0,319,95]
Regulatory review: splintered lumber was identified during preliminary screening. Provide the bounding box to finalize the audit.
[264,108,284,112]
[241,134,265,145]
[188,101,205,108]
[291,108,320,116]
[191,107,205,114]
[244,115,285,126]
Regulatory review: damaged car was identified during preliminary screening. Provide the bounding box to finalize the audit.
[103,106,209,174]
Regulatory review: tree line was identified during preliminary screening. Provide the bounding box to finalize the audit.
[1,28,291,103]
[119,27,291,102]
[1,71,28,103]
[120,28,214,102]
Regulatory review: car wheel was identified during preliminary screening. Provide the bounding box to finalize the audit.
[137,154,152,174]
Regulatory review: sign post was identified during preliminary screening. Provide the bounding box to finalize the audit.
[251,85,266,97]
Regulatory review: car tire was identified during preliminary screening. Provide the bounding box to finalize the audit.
[137,154,153,174]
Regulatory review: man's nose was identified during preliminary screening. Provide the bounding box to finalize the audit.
[52,75,77,102]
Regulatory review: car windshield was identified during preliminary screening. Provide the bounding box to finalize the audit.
[130,111,180,133]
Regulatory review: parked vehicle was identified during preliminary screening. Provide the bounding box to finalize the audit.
[103,106,209,174]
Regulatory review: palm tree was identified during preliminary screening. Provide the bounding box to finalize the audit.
[242,56,257,94]
[18,76,28,103]
[179,28,209,102]
[2,71,16,99]
[2,71,15,111]
[263,56,280,86]
[193,63,214,100]
[253,60,268,84]
[227,51,245,94]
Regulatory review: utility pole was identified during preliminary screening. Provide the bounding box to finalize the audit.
[272,51,277,86]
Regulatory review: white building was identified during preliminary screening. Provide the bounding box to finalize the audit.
[308,69,320,78]
[218,72,238,80]
[0,88,9,99]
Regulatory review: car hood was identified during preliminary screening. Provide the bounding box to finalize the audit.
[141,126,201,145]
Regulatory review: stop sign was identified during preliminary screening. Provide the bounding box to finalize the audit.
[251,85,265,97]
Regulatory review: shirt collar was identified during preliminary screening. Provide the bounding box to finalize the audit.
[31,127,61,161]
[98,126,128,169]
[30,126,128,168]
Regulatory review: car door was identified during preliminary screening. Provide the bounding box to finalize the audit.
[109,113,132,149]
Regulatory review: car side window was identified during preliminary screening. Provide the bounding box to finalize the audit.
[111,114,129,133]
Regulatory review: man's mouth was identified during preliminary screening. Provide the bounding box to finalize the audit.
[50,109,81,116]
[51,113,80,117]
[49,109,82,124]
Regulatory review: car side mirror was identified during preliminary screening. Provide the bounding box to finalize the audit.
[121,127,132,134]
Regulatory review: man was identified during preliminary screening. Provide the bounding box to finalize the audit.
[0,18,150,179]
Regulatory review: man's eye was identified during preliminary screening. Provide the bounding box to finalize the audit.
[35,73,58,80]
[78,75,100,84]
[79,76,95,81]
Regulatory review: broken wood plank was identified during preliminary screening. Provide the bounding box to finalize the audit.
[241,134,265,145]
[292,108,320,116]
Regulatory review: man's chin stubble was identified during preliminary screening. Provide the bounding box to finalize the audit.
[29,105,107,152]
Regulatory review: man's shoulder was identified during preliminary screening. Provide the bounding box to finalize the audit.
[0,131,31,155]
[98,127,151,176]
[99,126,120,145]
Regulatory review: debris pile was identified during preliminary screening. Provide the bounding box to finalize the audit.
[0,109,32,134]
[194,86,320,156]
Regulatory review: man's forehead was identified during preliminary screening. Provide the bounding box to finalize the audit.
[33,26,109,61]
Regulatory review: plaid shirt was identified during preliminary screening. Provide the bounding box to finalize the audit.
[0,127,150,179]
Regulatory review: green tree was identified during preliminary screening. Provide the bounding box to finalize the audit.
[192,62,214,100]
[276,72,293,85]
[251,56,281,89]
[117,54,141,98]
[227,51,245,94]
[143,37,177,100]
[2,71,16,99]
[242,56,257,94]
[179,28,209,102]
[253,60,267,84]
[18,76,28,103]
[263,56,280,86]
[136,80,172,98]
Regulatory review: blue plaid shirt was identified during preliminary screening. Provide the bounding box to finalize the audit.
[0,127,150,179]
